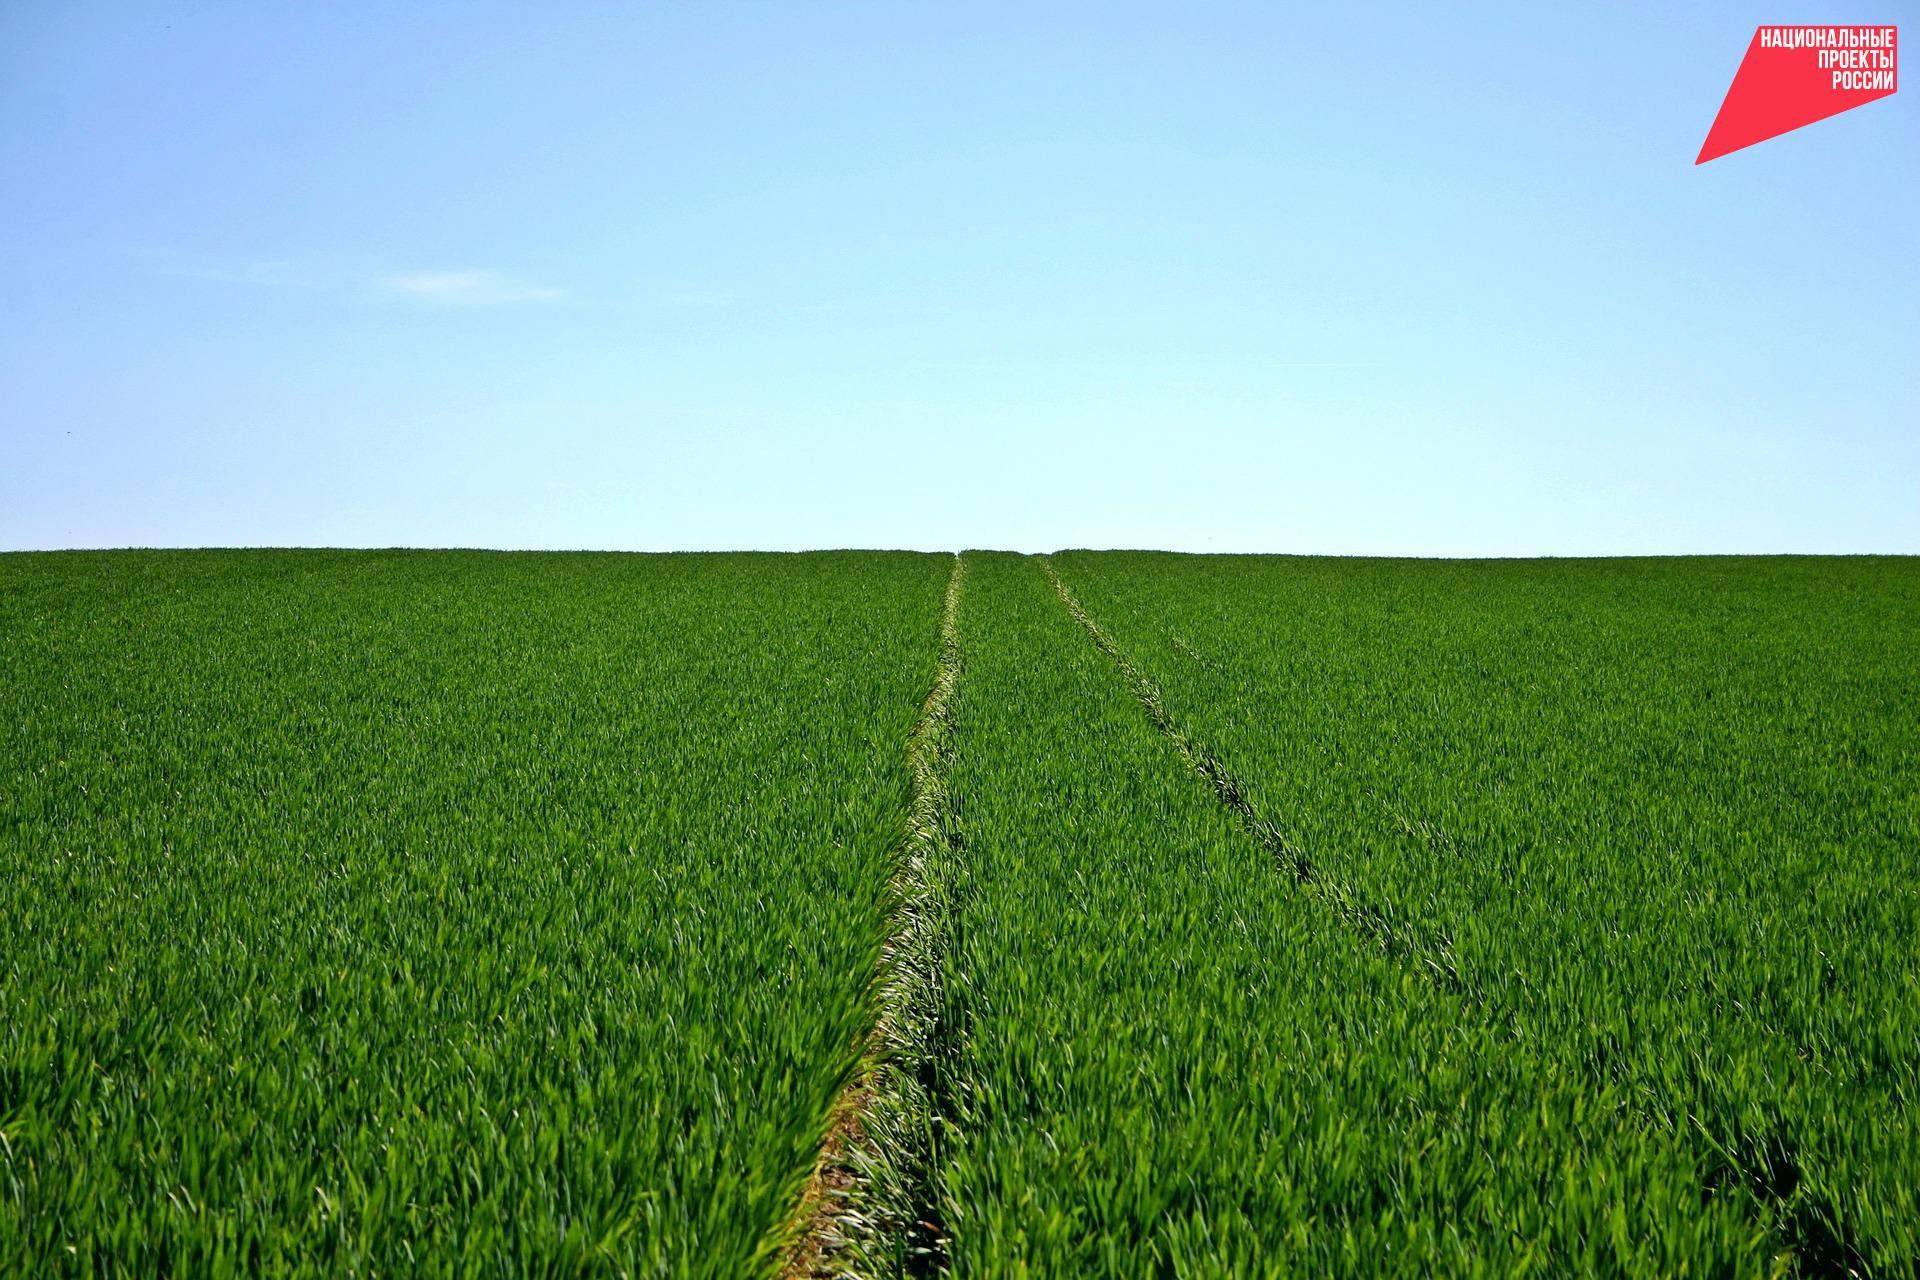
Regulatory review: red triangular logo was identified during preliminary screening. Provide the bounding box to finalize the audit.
[1698,26,1897,163]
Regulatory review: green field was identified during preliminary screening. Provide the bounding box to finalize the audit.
[3,550,1915,1276]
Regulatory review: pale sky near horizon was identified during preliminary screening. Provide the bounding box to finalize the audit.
[3,2,1915,555]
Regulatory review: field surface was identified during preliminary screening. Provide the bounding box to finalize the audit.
[2,549,1915,1277]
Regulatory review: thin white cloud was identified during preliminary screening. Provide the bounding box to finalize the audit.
[378,270,562,306]
[151,254,564,306]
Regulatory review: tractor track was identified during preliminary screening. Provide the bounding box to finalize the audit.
[776,553,964,1279]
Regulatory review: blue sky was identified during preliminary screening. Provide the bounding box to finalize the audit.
[3,1,1914,554]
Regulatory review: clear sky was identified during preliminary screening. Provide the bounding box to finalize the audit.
[3,2,1914,554]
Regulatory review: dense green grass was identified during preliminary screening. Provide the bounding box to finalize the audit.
[0,549,951,1276]
[1047,552,1920,1274]
[4,549,1915,1276]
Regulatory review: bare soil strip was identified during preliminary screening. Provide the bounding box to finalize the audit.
[1039,556,1463,989]
[777,553,965,1278]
